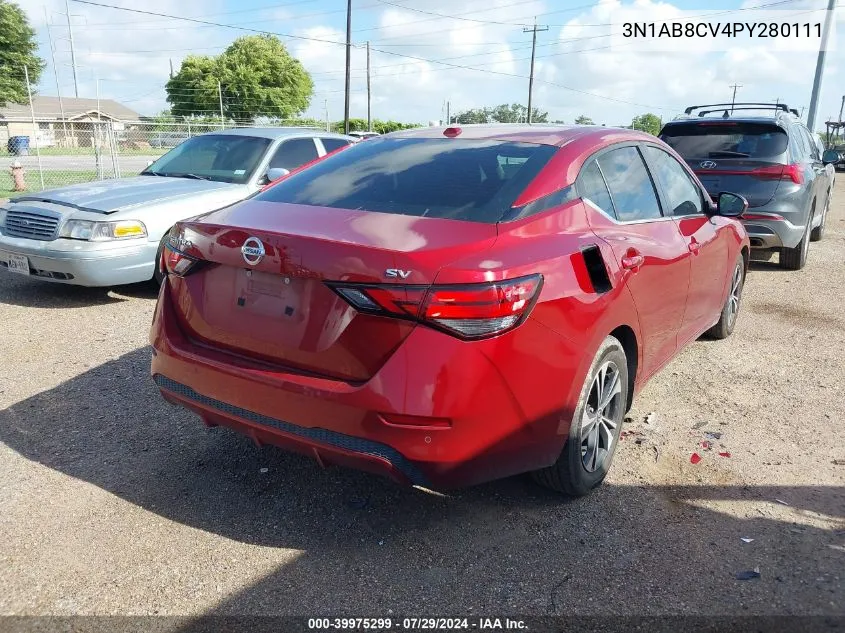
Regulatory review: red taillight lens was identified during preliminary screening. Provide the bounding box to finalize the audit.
[750,163,804,184]
[329,274,543,340]
[163,243,200,276]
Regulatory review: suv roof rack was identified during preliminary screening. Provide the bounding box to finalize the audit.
[684,102,793,115]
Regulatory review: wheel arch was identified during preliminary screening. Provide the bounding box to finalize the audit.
[608,324,638,412]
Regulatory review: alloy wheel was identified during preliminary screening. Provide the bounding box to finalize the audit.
[727,263,743,326]
[580,361,624,473]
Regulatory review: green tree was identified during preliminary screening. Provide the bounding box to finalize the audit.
[372,120,420,133]
[455,104,548,125]
[490,103,548,123]
[0,0,45,106]
[166,35,313,122]
[631,113,662,136]
[574,115,594,125]
[455,108,491,124]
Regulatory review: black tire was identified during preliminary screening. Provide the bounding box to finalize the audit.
[779,204,813,271]
[532,336,628,497]
[810,193,829,242]
[706,254,745,340]
[152,233,168,285]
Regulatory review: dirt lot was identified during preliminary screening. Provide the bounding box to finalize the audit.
[0,180,843,623]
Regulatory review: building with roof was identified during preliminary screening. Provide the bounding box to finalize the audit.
[0,96,142,150]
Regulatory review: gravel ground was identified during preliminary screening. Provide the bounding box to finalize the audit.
[0,180,843,622]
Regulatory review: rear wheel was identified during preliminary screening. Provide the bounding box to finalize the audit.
[532,336,628,497]
[779,204,812,270]
[707,255,745,340]
[810,193,829,242]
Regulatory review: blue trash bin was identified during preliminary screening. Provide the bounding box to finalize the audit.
[8,136,30,156]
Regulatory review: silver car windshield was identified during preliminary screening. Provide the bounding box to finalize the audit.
[142,134,272,184]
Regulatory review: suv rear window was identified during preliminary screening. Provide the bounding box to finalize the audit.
[255,137,557,223]
[660,122,788,162]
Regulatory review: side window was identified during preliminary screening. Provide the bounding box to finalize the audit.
[800,127,820,160]
[790,126,810,161]
[578,160,615,218]
[643,145,703,216]
[321,138,351,153]
[596,146,662,222]
[269,138,319,170]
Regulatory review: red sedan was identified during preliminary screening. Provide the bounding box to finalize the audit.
[151,125,750,496]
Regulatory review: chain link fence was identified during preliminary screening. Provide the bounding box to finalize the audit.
[1,118,324,197]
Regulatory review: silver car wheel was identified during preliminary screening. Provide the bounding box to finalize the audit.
[727,262,743,326]
[580,361,624,473]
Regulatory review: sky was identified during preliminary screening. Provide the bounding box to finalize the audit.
[12,0,845,131]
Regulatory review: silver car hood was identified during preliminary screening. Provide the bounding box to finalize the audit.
[12,176,244,215]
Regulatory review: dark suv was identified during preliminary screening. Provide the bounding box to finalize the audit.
[659,102,836,270]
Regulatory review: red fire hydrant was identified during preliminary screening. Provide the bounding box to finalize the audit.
[10,161,26,192]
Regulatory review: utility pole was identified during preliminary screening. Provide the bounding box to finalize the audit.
[446,101,450,125]
[523,18,548,124]
[325,99,329,132]
[807,0,837,133]
[44,8,70,146]
[217,81,225,129]
[343,0,352,135]
[24,66,45,190]
[838,95,844,124]
[366,41,371,132]
[729,83,742,113]
[169,58,174,79]
[63,0,80,97]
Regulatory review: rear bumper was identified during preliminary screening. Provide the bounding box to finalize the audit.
[0,233,157,286]
[740,193,812,250]
[154,374,430,487]
[742,213,805,250]
[150,279,582,489]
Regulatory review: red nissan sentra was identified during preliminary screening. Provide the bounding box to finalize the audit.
[151,124,750,496]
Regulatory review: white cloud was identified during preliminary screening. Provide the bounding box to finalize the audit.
[13,0,845,131]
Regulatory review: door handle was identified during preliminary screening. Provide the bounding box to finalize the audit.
[688,239,701,254]
[621,254,644,270]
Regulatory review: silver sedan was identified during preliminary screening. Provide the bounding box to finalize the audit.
[0,127,353,287]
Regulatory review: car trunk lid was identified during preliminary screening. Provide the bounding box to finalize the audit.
[167,201,498,381]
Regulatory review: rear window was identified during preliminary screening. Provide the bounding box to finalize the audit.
[660,122,788,162]
[255,137,557,223]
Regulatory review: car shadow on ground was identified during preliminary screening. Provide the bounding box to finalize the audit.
[0,276,159,308]
[0,347,842,616]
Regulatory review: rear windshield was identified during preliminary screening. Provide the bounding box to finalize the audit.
[255,137,557,223]
[660,122,788,162]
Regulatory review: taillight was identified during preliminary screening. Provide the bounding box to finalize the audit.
[328,274,543,340]
[163,243,201,276]
[750,163,804,184]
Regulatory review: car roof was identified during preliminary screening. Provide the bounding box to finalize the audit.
[199,127,353,141]
[387,124,657,147]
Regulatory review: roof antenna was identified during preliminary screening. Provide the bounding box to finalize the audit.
[722,110,730,118]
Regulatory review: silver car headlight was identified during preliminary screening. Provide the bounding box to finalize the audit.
[59,219,147,241]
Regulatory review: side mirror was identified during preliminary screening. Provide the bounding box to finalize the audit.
[822,149,840,165]
[716,192,748,217]
[266,167,290,182]
[146,160,154,167]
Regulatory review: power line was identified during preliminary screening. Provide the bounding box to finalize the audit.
[67,0,809,115]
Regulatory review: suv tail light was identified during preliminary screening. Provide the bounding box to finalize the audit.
[750,163,804,184]
[329,274,543,340]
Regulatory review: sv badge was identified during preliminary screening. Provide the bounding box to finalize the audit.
[385,269,412,279]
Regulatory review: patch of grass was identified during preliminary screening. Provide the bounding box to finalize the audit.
[1,170,140,198]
